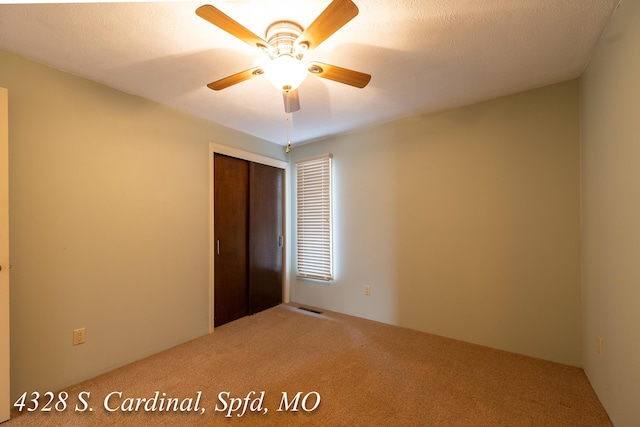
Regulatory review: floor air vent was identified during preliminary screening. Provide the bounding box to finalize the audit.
[298,306,323,314]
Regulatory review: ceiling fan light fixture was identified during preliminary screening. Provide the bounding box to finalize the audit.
[264,55,308,92]
[197,1,371,111]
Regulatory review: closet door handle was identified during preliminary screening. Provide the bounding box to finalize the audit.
[216,240,220,255]
[278,236,284,247]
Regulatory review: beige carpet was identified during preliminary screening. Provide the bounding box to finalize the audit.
[6,304,611,426]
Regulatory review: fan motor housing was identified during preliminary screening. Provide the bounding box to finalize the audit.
[266,21,305,59]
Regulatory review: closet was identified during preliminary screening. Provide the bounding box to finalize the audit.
[214,153,284,327]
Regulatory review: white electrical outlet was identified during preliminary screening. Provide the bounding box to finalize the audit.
[364,285,371,296]
[73,328,86,346]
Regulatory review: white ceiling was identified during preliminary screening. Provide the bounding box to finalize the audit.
[0,0,619,145]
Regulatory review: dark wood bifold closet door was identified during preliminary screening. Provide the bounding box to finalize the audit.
[214,154,249,327]
[249,162,284,315]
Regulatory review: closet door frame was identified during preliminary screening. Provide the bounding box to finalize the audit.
[208,143,290,332]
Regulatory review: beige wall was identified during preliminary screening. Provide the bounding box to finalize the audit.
[290,81,582,366]
[581,0,640,424]
[0,49,285,399]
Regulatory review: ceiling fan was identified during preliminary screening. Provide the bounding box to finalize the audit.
[196,0,372,113]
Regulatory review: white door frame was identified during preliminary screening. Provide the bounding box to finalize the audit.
[1,88,10,422]
[208,143,290,332]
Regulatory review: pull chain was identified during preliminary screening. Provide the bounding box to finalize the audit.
[285,115,291,153]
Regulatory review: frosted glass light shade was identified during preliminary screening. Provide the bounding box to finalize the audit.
[264,55,308,92]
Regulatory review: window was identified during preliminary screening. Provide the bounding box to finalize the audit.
[296,154,333,281]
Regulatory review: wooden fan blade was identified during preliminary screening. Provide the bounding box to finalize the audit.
[196,5,270,51]
[307,62,371,88]
[283,90,300,113]
[207,66,264,91]
[296,0,359,51]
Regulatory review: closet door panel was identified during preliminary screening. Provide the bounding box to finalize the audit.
[214,154,249,326]
[249,162,284,314]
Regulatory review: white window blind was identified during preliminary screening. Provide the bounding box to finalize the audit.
[296,154,333,281]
